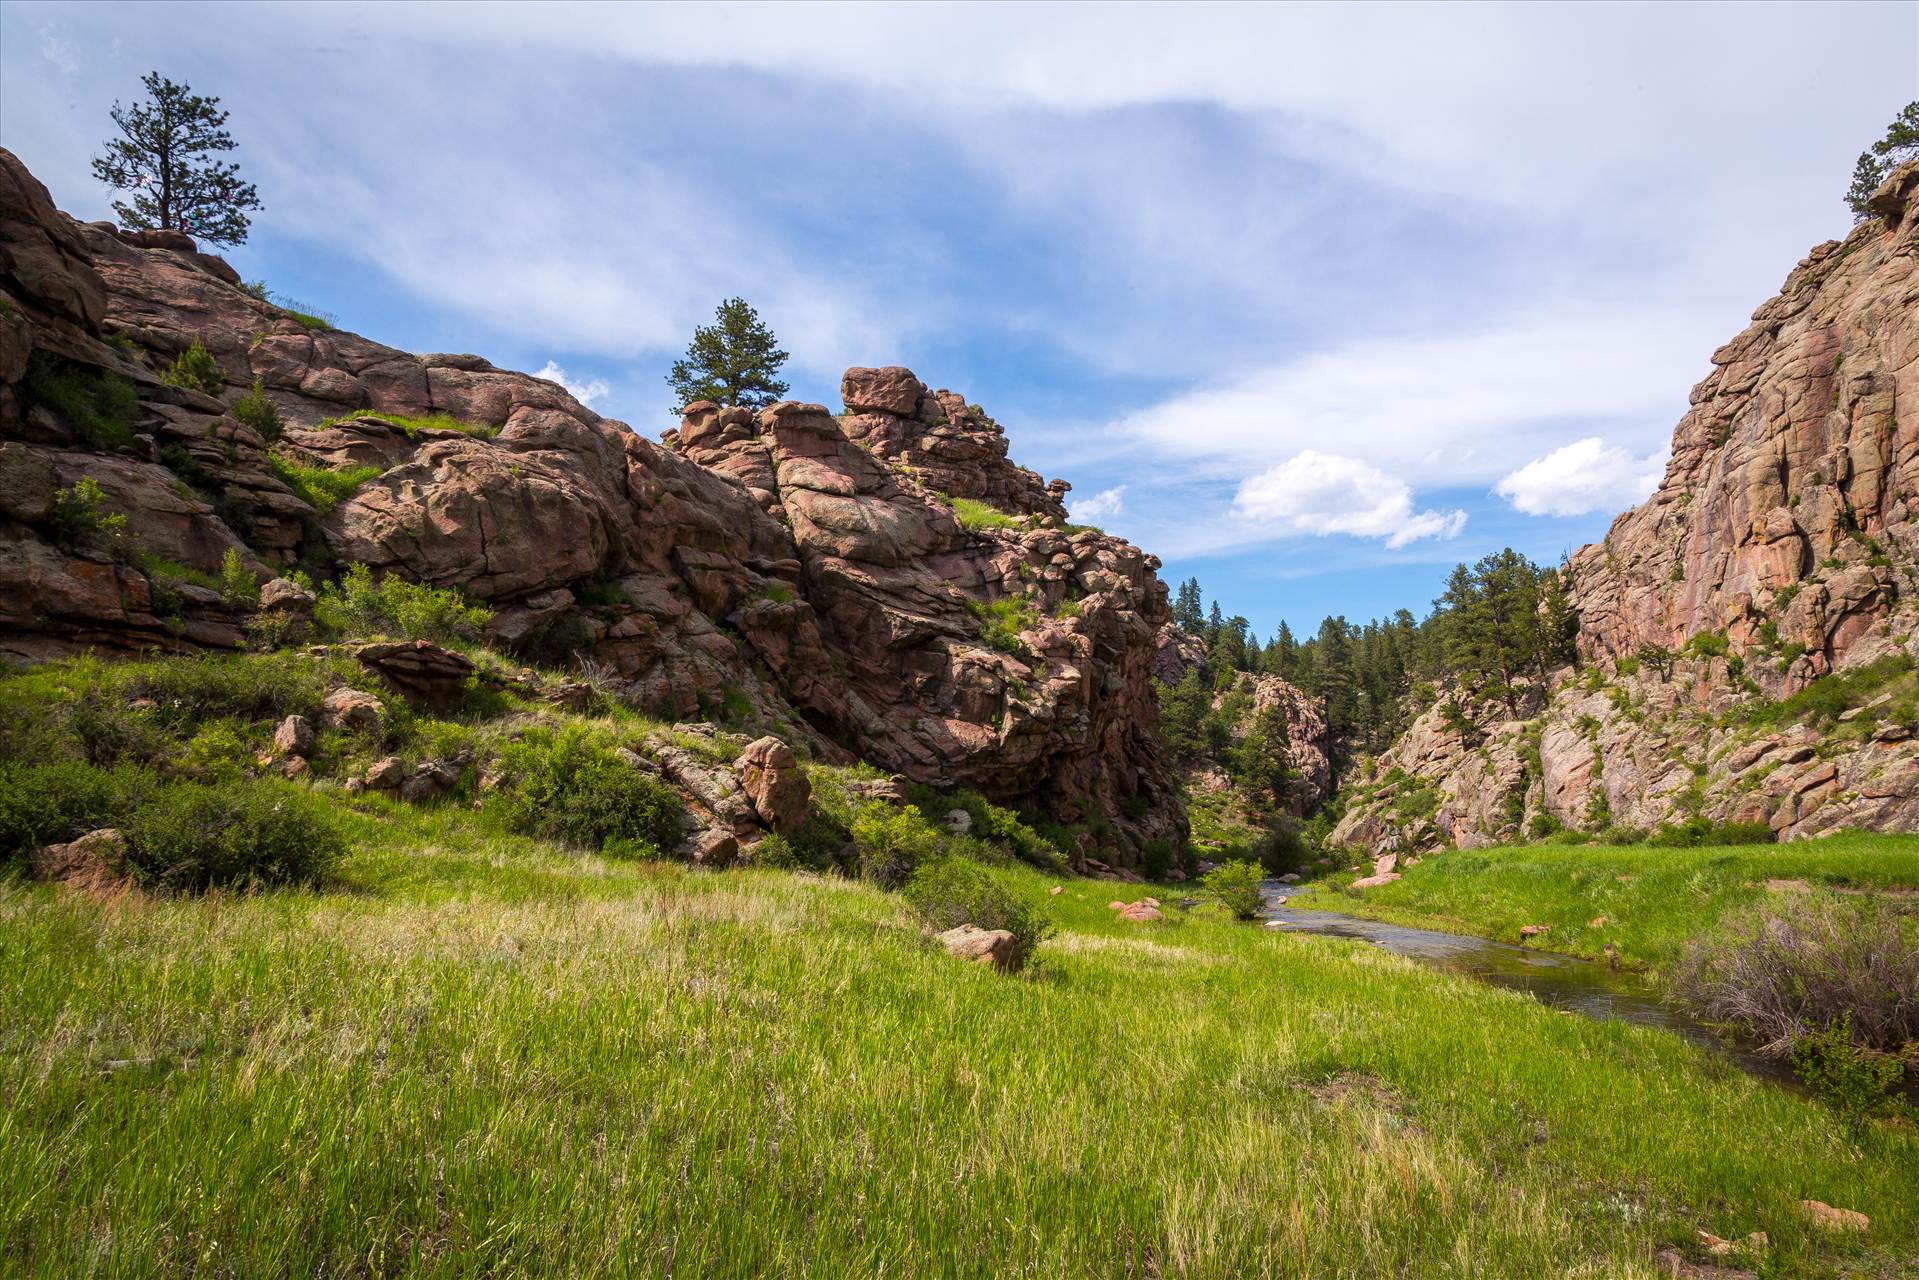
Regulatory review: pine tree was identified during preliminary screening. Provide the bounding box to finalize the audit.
[1172,578,1205,632]
[91,72,261,246]
[666,298,791,409]
[1846,102,1919,220]
[1233,701,1297,813]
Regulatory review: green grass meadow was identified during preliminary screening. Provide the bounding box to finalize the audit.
[3,808,1916,1277]
[1289,834,1919,972]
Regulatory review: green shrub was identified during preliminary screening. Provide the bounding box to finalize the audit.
[947,496,1020,531]
[0,761,149,870]
[231,377,283,441]
[126,779,344,890]
[23,352,140,449]
[160,340,226,396]
[1744,654,1914,729]
[1645,817,1774,848]
[490,725,682,854]
[123,653,330,728]
[46,477,128,552]
[322,409,496,439]
[969,594,1040,654]
[218,548,260,608]
[849,802,942,888]
[943,790,1065,869]
[314,563,491,644]
[904,856,1053,963]
[1204,858,1266,920]
[1791,1016,1908,1137]
[269,456,382,514]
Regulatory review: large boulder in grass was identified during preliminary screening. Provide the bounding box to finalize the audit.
[31,828,126,885]
[355,640,475,708]
[736,735,810,833]
[937,924,1022,972]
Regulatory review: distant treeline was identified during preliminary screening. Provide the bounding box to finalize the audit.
[1166,549,1576,762]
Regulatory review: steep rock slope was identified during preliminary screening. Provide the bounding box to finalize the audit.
[1571,162,1919,680]
[1333,165,1919,851]
[0,148,1181,860]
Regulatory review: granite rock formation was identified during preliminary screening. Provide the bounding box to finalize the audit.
[1333,164,1919,851]
[0,148,1181,861]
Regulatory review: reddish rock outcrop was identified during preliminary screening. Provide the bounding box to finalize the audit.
[1332,167,1919,853]
[1568,162,1919,683]
[0,148,1185,862]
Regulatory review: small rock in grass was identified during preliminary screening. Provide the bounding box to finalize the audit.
[1107,900,1126,910]
[937,924,1021,972]
[273,714,313,756]
[1587,915,1608,928]
[363,756,406,789]
[322,687,386,734]
[1048,885,1063,896]
[1798,1200,1868,1233]
[1519,924,1550,939]
[943,807,972,834]
[400,760,458,803]
[1116,902,1164,923]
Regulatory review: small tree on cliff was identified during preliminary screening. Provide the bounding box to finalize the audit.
[1846,101,1919,220]
[666,298,791,410]
[91,72,262,247]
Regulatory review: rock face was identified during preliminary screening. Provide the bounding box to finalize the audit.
[0,148,1181,861]
[1332,165,1919,853]
[1569,162,1919,683]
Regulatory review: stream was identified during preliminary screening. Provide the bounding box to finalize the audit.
[1257,882,1798,1086]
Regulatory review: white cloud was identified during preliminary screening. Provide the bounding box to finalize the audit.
[1495,437,1668,517]
[38,26,78,74]
[1070,485,1126,523]
[1232,451,1466,549]
[534,361,611,409]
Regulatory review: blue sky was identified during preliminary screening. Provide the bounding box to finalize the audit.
[3,1,1914,639]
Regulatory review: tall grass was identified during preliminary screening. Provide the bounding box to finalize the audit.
[1,815,1914,1276]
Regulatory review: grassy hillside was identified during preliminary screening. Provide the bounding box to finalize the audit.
[1,633,1916,1276]
[1290,836,1919,972]
[4,819,1918,1277]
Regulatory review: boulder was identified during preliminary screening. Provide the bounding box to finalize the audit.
[944,807,972,834]
[1519,924,1550,940]
[1797,1200,1868,1233]
[322,688,386,735]
[363,756,406,790]
[355,640,475,708]
[259,577,316,613]
[30,828,126,884]
[400,760,459,803]
[0,442,59,523]
[272,714,313,756]
[735,735,811,834]
[841,366,927,417]
[680,825,740,867]
[936,923,1021,972]
[1116,901,1164,923]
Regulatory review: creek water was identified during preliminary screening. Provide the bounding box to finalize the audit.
[1257,882,1798,1086]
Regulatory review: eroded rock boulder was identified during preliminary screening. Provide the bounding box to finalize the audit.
[936,923,1022,972]
[736,735,810,834]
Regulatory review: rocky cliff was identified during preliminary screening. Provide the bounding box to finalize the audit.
[1333,163,1919,851]
[0,148,1182,861]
